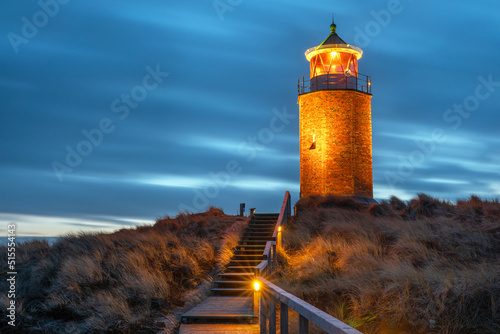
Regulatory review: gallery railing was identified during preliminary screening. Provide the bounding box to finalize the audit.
[298,73,372,95]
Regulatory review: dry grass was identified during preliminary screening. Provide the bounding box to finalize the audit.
[275,194,500,334]
[0,207,247,334]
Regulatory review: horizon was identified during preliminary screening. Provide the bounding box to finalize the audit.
[1,0,500,236]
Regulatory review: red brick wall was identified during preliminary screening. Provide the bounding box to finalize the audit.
[298,90,373,198]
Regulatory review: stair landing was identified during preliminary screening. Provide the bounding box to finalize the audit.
[180,323,259,334]
[181,296,255,320]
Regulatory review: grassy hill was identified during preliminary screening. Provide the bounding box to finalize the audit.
[275,194,500,334]
[0,208,247,333]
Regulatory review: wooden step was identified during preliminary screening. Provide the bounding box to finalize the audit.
[232,254,264,258]
[242,236,272,240]
[247,224,275,227]
[243,231,273,235]
[241,235,272,239]
[181,314,257,322]
[229,261,261,267]
[252,213,279,218]
[231,256,263,260]
[246,228,275,232]
[242,235,272,239]
[225,266,255,273]
[239,240,268,245]
[180,324,259,334]
[236,245,265,248]
[234,250,265,255]
[230,260,263,264]
[211,288,253,296]
[180,296,256,323]
[214,280,252,288]
[218,272,255,280]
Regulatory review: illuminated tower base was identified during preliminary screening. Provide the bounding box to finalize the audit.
[299,90,372,198]
[298,22,373,199]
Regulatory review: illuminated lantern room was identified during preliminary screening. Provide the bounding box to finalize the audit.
[299,21,370,93]
[306,23,361,78]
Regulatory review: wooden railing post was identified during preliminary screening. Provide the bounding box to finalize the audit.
[253,287,258,315]
[269,296,276,334]
[299,314,309,334]
[268,246,272,275]
[280,302,288,334]
[272,243,277,269]
[259,289,267,334]
[286,192,291,220]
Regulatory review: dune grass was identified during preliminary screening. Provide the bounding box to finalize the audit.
[0,207,247,333]
[275,194,500,333]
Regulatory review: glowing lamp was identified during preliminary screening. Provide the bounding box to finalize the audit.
[253,281,261,291]
[278,226,282,232]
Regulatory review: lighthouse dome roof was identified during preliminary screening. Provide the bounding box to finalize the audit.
[305,24,363,61]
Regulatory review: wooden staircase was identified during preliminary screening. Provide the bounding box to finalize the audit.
[180,213,278,333]
[211,213,279,297]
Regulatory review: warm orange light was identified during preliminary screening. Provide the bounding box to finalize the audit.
[254,281,261,291]
[278,226,282,232]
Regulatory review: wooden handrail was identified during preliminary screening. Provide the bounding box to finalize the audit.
[272,191,290,240]
[257,277,363,334]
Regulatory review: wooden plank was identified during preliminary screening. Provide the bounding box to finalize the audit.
[269,296,276,334]
[180,324,259,334]
[258,278,363,334]
[262,241,272,259]
[272,244,277,268]
[299,314,309,334]
[254,260,268,274]
[182,297,254,317]
[259,291,267,334]
[280,302,288,334]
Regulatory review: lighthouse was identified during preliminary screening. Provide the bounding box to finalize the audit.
[298,21,373,199]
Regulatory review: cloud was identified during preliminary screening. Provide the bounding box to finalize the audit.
[0,0,499,235]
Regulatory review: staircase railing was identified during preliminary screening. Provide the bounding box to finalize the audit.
[253,191,363,334]
[254,191,290,277]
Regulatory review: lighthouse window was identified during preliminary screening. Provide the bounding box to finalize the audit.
[310,52,358,78]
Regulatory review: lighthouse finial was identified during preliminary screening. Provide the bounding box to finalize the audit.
[330,13,337,34]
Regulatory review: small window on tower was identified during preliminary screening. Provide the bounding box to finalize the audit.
[309,134,316,150]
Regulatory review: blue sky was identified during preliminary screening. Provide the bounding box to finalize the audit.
[1,0,499,236]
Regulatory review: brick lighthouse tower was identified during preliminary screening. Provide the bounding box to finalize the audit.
[298,21,373,199]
